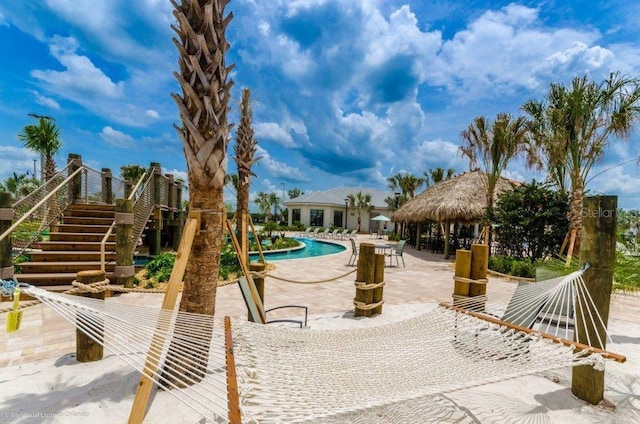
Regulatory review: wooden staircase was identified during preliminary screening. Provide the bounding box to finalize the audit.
[16,203,117,292]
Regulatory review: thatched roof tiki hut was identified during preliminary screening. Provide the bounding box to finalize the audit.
[393,170,517,258]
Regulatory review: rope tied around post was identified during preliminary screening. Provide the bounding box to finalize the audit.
[354,280,386,290]
[353,299,384,310]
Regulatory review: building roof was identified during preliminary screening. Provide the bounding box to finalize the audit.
[393,170,519,223]
[285,186,391,208]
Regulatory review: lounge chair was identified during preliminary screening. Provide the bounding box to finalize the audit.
[348,230,358,239]
[339,229,349,240]
[329,229,340,238]
[348,238,359,266]
[386,239,407,267]
[310,228,321,238]
[319,228,330,238]
[300,227,312,237]
[237,276,308,327]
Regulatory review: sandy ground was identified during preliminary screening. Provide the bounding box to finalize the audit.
[1,236,639,423]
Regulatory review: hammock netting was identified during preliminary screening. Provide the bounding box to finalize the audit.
[8,268,615,424]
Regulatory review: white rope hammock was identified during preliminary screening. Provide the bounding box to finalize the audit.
[10,268,621,423]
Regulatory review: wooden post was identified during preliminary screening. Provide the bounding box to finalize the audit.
[572,196,617,405]
[443,219,451,259]
[469,244,489,311]
[149,163,163,256]
[68,153,83,202]
[354,243,376,317]
[75,270,105,362]
[415,222,421,250]
[124,180,133,199]
[128,215,199,424]
[453,249,471,305]
[0,192,14,284]
[248,262,266,322]
[372,253,385,315]
[115,199,135,288]
[101,168,113,204]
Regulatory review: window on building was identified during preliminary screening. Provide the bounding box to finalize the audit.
[310,209,324,227]
[333,211,343,228]
[292,208,301,224]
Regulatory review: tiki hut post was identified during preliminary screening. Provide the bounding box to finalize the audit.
[415,222,421,250]
[572,196,617,404]
[443,219,451,259]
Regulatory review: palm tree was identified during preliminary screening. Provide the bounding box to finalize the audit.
[0,172,39,200]
[387,172,425,199]
[460,113,527,240]
[288,187,304,199]
[225,173,239,195]
[233,88,261,242]
[18,115,61,182]
[254,192,273,219]
[170,0,234,319]
[522,73,640,245]
[347,191,373,232]
[424,167,455,185]
[120,164,147,183]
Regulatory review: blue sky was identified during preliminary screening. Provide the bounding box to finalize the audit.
[1,0,639,208]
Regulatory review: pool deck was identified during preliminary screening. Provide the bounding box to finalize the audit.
[1,233,637,367]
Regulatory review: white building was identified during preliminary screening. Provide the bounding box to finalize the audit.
[284,186,396,233]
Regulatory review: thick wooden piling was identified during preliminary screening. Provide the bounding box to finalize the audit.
[75,270,105,362]
[354,243,376,317]
[115,199,135,288]
[572,196,617,405]
[372,254,385,315]
[248,262,266,322]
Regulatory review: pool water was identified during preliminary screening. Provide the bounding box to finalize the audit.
[250,238,345,261]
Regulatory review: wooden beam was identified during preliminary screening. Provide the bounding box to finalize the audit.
[128,214,199,424]
[225,317,241,424]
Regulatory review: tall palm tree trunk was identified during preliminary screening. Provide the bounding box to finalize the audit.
[162,0,234,386]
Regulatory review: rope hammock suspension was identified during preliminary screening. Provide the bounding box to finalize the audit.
[3,267,624,423]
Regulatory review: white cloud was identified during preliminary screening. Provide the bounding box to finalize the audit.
[254,146,310,182]
[31,36,125,99]
[32,91,60,110]
[99,126,135,148]
[409,138,465,171]
[254,123,296,147]
[0,146,40,182]
[145,109,160,119]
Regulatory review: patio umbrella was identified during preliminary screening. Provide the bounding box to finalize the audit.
[371,215,391,221]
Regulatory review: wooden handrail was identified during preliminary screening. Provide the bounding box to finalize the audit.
[128,171,148,201]
[100,222,116,272]
[0,166,85,244]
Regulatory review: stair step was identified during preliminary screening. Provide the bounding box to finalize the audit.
[64,209,115,218]
[29,251,116,262]
[48,224,112,234]
[67,203,116,211]
[14,272,117,286]
[38,241,115,251]
[62,216,114,226]
[49,232,116,242]
[20,261,116,273]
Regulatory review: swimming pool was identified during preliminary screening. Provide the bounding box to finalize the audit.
[250,238,345,261]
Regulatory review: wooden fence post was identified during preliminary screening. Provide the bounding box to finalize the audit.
[67,153,83,202]
[572,196,617,405]
[75,270,105,362]
[149,162,162,256]
[0,192,14,285]
[101,168,113,204]
[115,199,135,288]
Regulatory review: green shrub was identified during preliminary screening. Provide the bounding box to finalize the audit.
[488,255,513,274]
[145,252,176,282]
[509,260,536,278]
